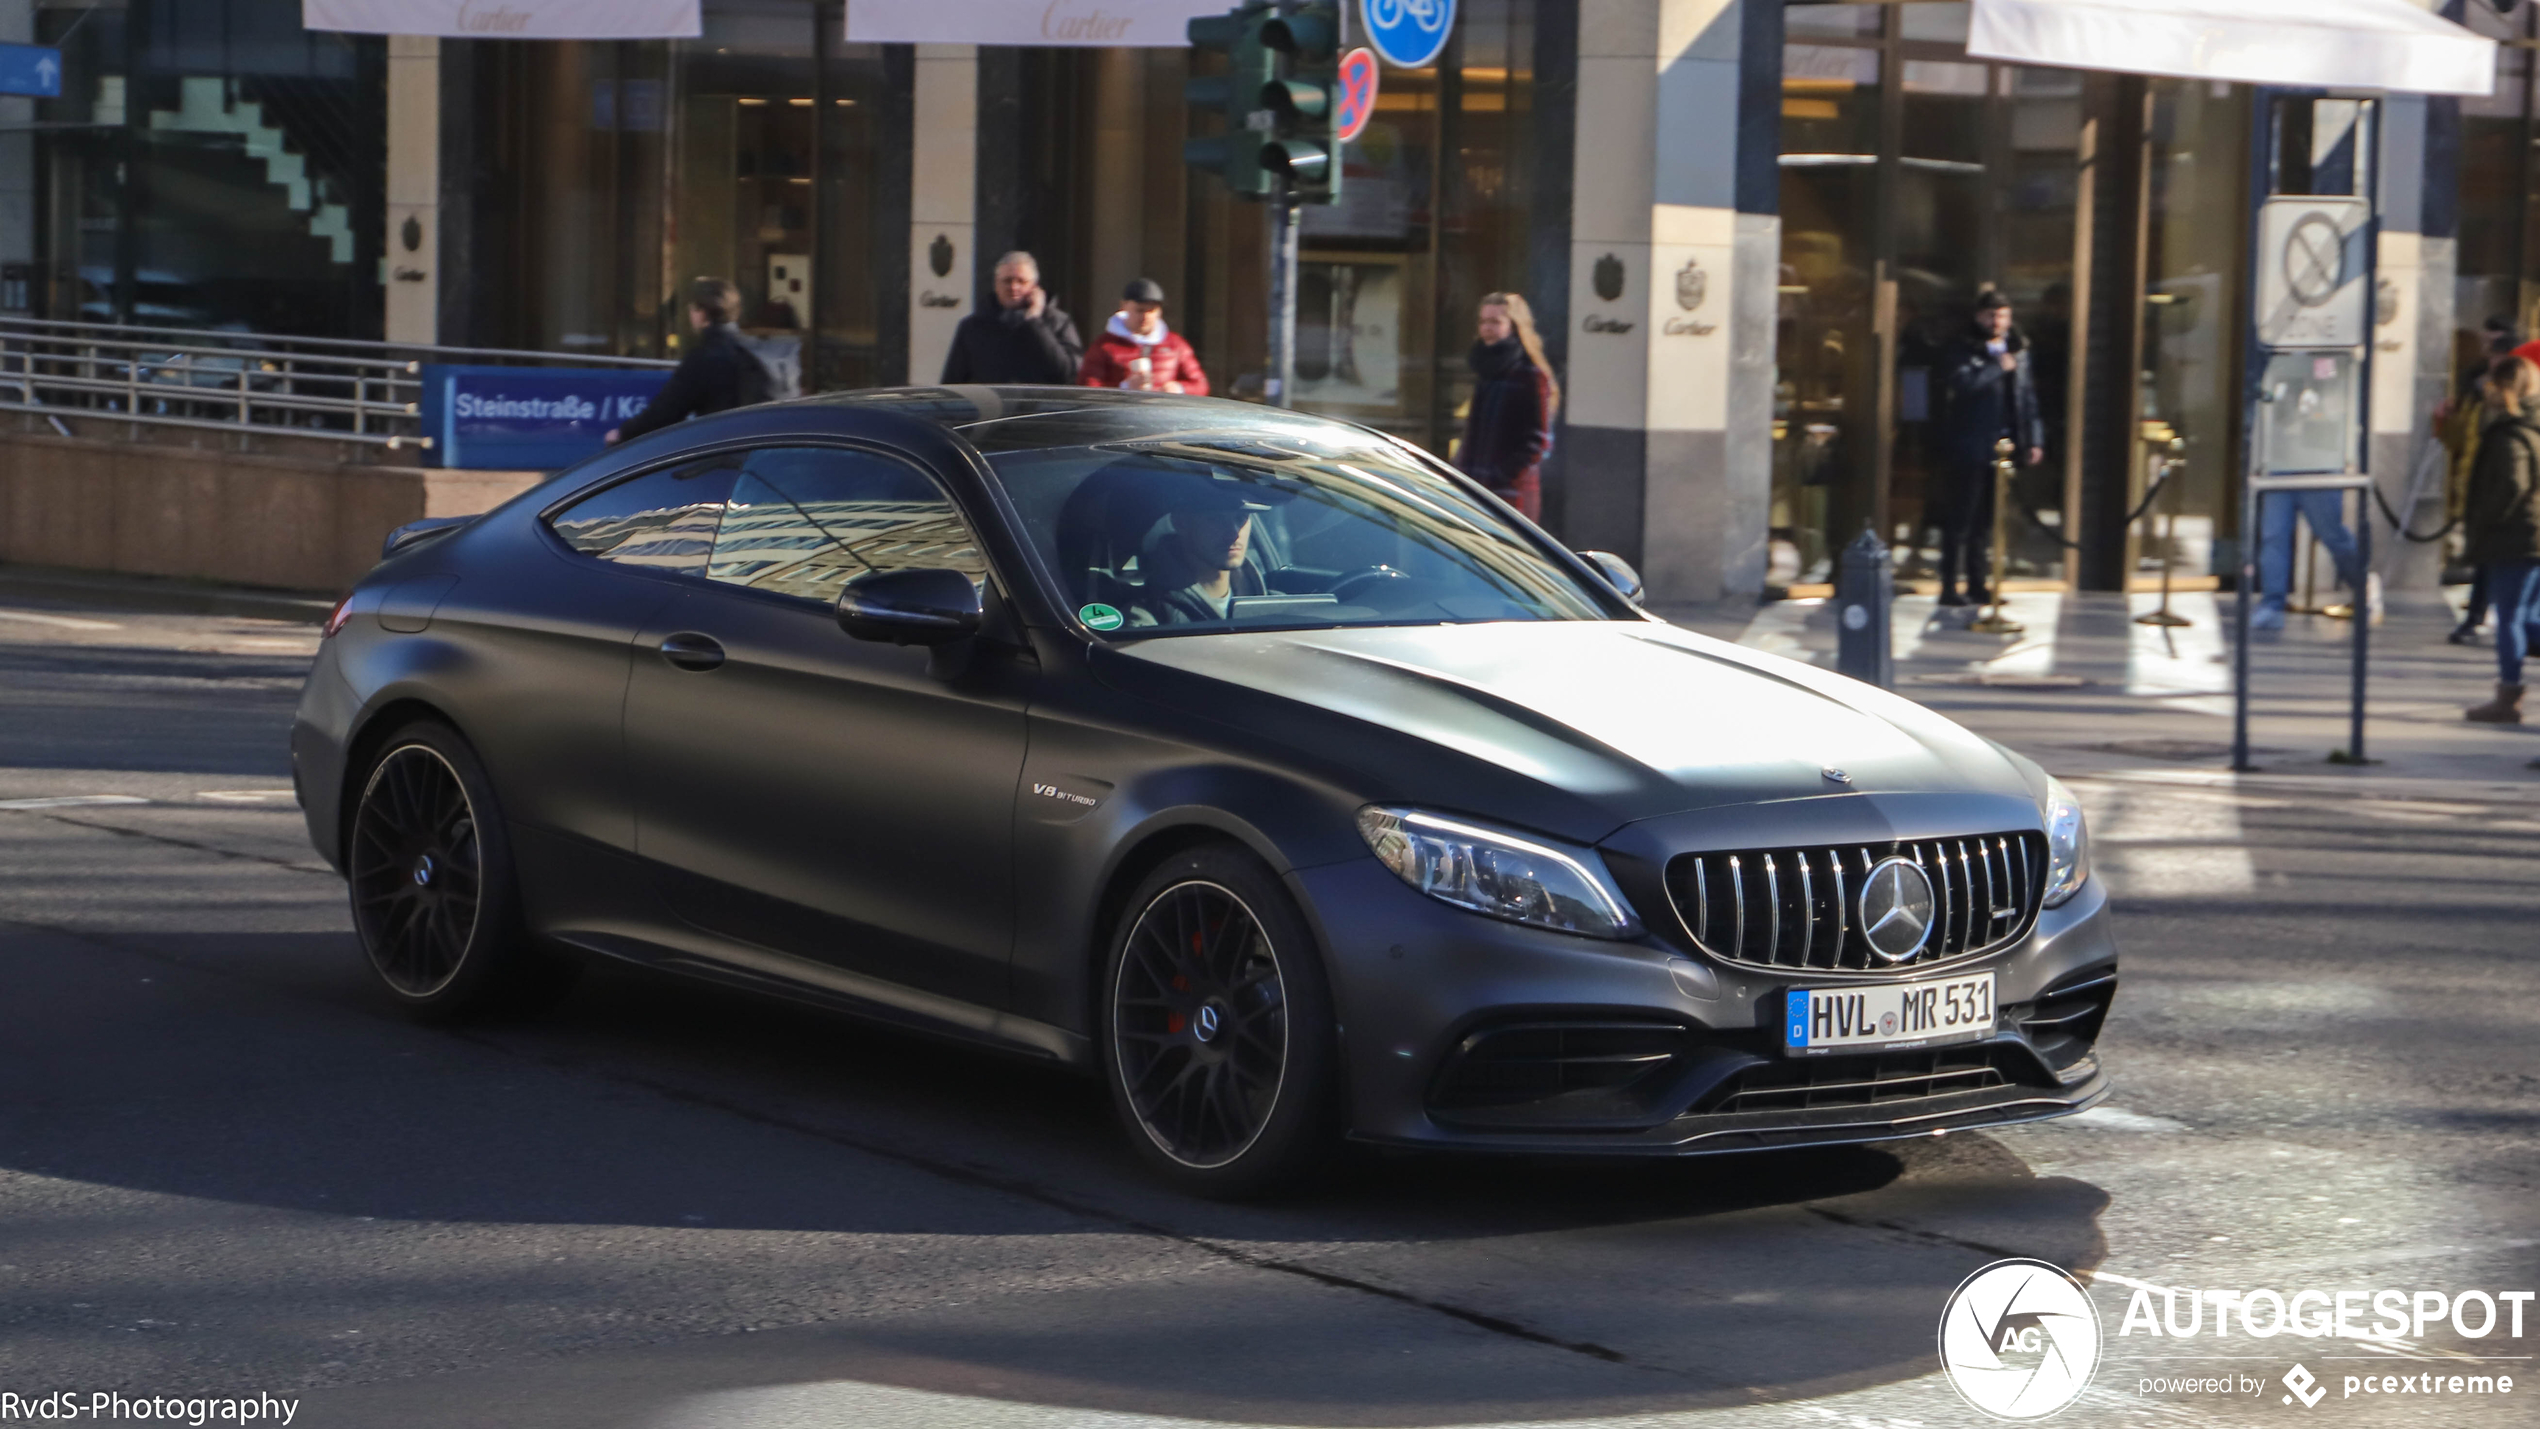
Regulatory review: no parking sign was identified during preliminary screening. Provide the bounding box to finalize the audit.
[1335,48,1378,142]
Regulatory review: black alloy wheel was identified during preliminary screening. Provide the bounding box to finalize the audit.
[1103,845,1335,1196]
[346,721,570,1020]
[351,743,482,997]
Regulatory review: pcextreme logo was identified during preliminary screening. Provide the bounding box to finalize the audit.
[1938,1259,2103,1420]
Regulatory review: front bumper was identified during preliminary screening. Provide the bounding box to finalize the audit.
[1293,859,2116,1156]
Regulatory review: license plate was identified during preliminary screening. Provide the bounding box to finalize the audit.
[1783,973,1994,1056]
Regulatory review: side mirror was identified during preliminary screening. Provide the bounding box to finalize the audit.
[837,567,984,646]
[1577,550,1644,604]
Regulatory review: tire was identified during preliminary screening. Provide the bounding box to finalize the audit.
[345,720,575,1022]
[1101,844,1338,1198]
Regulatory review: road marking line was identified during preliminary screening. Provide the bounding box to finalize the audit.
[0,608,122,631]
[0,795,151,810]
[196,790,295,803]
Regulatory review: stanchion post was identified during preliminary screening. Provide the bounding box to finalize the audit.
[2137,436,2191,627]
[1969,437,2025,634]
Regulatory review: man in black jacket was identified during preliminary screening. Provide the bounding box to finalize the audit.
[941,251,1084,386]
[1933,291,2045,606]
[606,278,774,444]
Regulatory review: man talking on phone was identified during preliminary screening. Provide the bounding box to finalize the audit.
[941,251,1084,386]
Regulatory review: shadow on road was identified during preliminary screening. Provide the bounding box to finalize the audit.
[2,917,2111,1424]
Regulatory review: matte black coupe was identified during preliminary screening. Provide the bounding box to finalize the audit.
[294,388,2115,1195]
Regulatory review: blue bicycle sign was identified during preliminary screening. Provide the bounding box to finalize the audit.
[1362,0,1454,69]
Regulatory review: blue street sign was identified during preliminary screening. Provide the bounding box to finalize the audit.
[1360,0,1454,69]
[421,364,670,471]
[0,42,63,99]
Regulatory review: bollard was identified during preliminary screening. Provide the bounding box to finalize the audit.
[1835,525,1893,689]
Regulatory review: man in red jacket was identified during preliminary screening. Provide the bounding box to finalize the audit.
[1080,278,1209,395]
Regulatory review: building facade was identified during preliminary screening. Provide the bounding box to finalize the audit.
[1,0,2501,601]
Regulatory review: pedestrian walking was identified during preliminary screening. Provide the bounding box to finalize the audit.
[2459,356,2540,723]
[605,278,775,445]
[2442,321,2519,643]
[1934,292,2045,607]
[1455,292,1558,521]
[1079,278,1209,395]
[941,251,1084,386]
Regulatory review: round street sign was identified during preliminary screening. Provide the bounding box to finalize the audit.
[1361,0,1455,69]
[1335,48,1379,143]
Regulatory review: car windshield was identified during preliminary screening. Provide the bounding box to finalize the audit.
[970,406,1615,636]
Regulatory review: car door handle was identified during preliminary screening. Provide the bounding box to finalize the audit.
[657,632,725,672]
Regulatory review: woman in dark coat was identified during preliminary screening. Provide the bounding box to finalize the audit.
[2461,355,2540,723]
[1456,292,1560,522]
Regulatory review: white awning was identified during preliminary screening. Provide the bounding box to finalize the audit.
[1968,0,2495,97]
[844,0,1231,47]
[302,1,701,39]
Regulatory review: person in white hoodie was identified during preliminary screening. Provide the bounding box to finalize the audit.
[1079,278,1210,395]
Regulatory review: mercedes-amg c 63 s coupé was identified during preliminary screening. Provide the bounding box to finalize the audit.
[293,387,2115,1195]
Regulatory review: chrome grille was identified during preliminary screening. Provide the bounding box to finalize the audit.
[1664,832,2047,972]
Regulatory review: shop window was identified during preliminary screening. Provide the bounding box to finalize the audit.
[1772,4,2083,591]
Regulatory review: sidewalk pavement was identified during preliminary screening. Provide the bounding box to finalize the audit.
[1652,588,2540,792]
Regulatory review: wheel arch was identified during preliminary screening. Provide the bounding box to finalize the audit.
[1080,809,1343,1050]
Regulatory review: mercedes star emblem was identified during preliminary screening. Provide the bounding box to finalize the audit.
[1858,856,1937,963]
[1194,1004,1221,1042]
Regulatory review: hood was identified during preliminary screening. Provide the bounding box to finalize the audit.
[1099,620,2038,837]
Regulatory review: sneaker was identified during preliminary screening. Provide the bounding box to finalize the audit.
[1937,591,1971,608]
[2250,603,2286,631]
[2448,625,2485,646]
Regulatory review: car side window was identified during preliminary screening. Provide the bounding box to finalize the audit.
[705,446,987,606]
[547,457,740,577]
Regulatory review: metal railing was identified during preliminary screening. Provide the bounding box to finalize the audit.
[0,315,674,450]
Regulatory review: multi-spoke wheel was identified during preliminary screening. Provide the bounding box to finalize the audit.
[1103,846,1335,1196]
[351,743,483,998]
[346,721,571,1020]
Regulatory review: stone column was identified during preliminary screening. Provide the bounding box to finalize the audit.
[385,35,440,346]
[1559,0,1775,603]
[908,44,977,384]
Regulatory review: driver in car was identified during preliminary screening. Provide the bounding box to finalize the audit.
[1127,485,1268,626]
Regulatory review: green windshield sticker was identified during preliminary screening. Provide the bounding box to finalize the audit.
[1078,603,1125,632]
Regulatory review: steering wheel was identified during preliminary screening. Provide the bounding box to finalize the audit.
[1329,565,1413,605]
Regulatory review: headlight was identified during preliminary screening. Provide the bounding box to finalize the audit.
[2043,776,2090,907]
[1356,806,1640,938]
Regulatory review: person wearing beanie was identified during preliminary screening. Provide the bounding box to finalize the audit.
[1080,278,1209,395]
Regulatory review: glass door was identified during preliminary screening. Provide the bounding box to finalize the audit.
[2139,78,2251,582]
[1773,2,2082,593]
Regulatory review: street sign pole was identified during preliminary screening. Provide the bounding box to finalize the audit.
[1268,194,1299,408]
[2233,92,2380,772]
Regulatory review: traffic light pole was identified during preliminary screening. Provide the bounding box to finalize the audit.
[1268,193,1300,408]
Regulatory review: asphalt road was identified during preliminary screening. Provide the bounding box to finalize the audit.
[1,593,2534,1429]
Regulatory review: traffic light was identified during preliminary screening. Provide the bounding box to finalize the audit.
[1183,4,1276,199]
[1259,2,1344,204]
